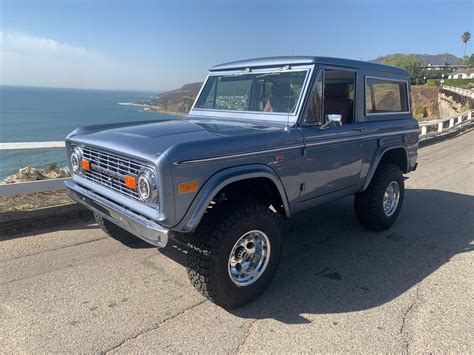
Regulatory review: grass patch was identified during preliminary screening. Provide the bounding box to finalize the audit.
[443,78,474,88]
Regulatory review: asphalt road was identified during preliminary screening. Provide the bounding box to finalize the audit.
[1,130,473,353]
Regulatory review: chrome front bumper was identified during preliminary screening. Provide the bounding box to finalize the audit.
[65,180,168,247]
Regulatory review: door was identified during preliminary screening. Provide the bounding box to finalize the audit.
[300,67,363,201]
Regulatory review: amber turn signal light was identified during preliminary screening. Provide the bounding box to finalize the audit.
[124,175,137,189]
[81,159,91,171]
[178,181,198,194]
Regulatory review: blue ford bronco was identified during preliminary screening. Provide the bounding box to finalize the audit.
[65,57,419,308]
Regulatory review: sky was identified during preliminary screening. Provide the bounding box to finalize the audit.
[0,0,472,91]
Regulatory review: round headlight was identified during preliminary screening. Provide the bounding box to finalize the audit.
[137,169,158,203]
[70,148,82,174]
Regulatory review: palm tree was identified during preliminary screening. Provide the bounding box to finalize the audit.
[461,31,471,57]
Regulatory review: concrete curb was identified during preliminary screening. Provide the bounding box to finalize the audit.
[0,202,92,238]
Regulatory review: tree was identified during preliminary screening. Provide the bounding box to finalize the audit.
[380,55,422,83]
[465,54,474,67]
[461,31,471,57]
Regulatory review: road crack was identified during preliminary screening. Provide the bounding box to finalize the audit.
[399,286,422,352]
[235,319,258,353]
[102,299,207,354]
[0,241,138,287]
[0,236,108,263]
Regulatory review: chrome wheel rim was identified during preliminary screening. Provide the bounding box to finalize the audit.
[383,181,400,217]
[228,230,271,286]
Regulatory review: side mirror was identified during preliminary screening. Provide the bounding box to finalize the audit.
[320,114,342,130]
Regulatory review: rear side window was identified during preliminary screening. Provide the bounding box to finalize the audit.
[365,77,409,114]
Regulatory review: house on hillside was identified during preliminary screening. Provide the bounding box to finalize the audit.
[447,68,474,79]
[421,64,468,71]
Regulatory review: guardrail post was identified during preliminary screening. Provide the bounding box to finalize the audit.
[449,118,454,128]
[437,122,443,133]
[469,111,473,121]
[458,115,463,124]
[421,126,427,136]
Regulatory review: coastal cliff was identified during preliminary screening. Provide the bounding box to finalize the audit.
[136,82,202,116]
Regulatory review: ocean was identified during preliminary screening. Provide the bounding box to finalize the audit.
[0,85,179,180]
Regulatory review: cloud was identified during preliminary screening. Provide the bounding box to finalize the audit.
[0,32,146,90]
[0,32,103,60]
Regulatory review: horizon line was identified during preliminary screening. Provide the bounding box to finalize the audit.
[0,83,165,94]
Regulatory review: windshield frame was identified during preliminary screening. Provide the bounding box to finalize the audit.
[189,64,314,124]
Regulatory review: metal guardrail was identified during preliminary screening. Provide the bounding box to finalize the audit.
[0,141,65,151]
[418,109,473,140]
[1,109,473,197]
[1,142,70,196]
[0,177,71,196]
[442,86,474,99]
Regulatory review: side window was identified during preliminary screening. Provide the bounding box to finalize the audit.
[365,78,409,114]
[303,71,324,125]
[303,69,356,125]
[323,69,356,124]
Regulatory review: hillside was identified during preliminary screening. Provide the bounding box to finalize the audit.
[410,86,440,119]
[372,53,461,65]
[137,82,202,115]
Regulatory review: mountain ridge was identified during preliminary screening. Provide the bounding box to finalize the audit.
[372,53,461,65]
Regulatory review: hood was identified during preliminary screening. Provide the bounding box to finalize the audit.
[67,118,302,163]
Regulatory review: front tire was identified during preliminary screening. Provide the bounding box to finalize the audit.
[186,203,282,309]
[354,163,405,231]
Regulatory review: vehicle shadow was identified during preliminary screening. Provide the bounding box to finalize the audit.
[229,188,473,323]
[0,214,95,241]
[162,188,473,324]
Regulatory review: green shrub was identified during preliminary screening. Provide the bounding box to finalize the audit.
[414,106,428,118]
[426,79,439,86]
[380,55,422,82]
[45,162,60,172]
[443,78,474,88]
[421,69,452,80]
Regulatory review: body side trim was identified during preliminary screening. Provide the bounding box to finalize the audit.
[175,144,304,165]
[175,129,419,165]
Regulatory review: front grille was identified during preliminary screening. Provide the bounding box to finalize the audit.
[81,146,147,201]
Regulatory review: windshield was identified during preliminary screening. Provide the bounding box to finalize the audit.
[193,70,308,114]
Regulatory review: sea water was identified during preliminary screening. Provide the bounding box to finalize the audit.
[0,85,178,180]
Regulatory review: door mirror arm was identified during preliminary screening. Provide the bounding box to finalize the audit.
[319,114,342,130]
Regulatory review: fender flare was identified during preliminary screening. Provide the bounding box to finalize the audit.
[174,164,290,233]
[362,144,409,192]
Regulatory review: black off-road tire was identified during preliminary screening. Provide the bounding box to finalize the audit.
[94,213,137,243]
[186,203,283,309]
[354,163,405,231]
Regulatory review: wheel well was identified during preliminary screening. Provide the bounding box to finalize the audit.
[379,148,408,173]
[213,177,286,217]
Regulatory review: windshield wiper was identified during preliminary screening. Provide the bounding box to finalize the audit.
[255,65,292,78]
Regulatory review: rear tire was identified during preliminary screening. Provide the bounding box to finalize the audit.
[94,213,137,243]
[354,163,405,231]
[186,203,282,309]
